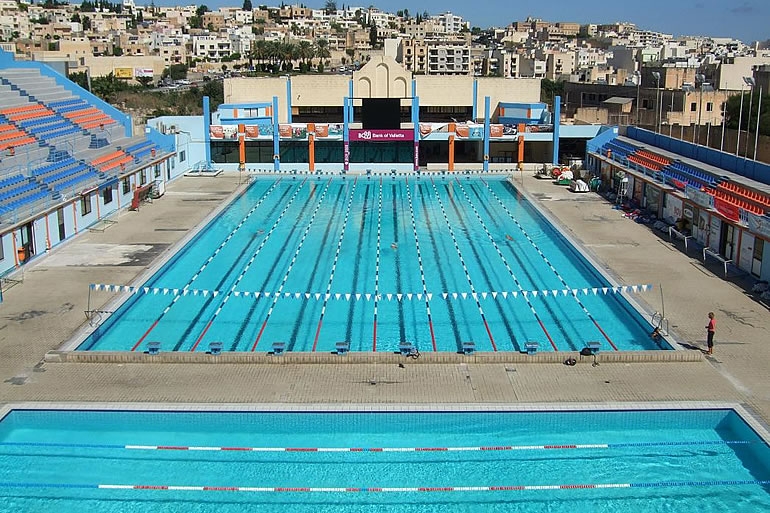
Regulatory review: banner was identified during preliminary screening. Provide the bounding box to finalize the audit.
[419,124,433,137]
[113,67,133,79]
[714,197,740,222]
[244,125,259,139]
[455,125,484,140]
[349,129,414,142]
[209,125,238,140]
[134,68,154,78]
[525,124,554,133]
[279,124,308,139]
[747,212,770,239]
[686,184,713,209]
[490,124,504,138]
[315,124,329,137]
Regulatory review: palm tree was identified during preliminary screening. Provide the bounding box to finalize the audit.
[298,40,313,67]
[314,38,330,68]
[251,40,267,71]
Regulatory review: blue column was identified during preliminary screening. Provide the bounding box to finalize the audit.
[411,79,417,98]
[348,79,354,123]
[272,96,280,171]
[472,79,478,121]
[343,97,350,172]
[412,95,419,172]
[552,95,561,165]
[286,77,292,123]
[202,95,211,165]
[483,96,490,172]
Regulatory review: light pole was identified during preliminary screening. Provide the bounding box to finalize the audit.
[736,80,746,157]
[634,70,641,125]
[744,77,755,158]
[652,71,661,133]
[753,86,762,161]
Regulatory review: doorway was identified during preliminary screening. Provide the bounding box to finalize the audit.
[57,207,66,243]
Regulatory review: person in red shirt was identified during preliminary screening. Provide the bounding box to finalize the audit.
[706,312,716,355]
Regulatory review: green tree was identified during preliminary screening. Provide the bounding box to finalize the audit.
[195,4,209,16]
[726,92,770,136]
[162,63,188,81]
[68,71,89,90]
[540,79,564,105]
[71,12,81,23]
[112,46,123,56]
[136,76,154,88]
[369,23,377,48]
[323,0,336,14]
[242,0,252,10]
[81,15,91,31]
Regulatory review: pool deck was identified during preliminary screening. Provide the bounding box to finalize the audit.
[0,172,768,427]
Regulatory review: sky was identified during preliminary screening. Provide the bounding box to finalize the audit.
[151,0,768,44]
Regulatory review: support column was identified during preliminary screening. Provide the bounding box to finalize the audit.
[272,96,280,171]
[412,94,419,172]
[552,95,561,165]
[348,80,354,123]
[308,122,315,172]
[202,96,211,165]
[238,123,246,171]
[472,79,478,121]
[448,122,456,172]
[483,96,490,172]
[286,77,292,123]
[343,97,350,172]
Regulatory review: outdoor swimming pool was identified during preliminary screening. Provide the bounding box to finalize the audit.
[79,176,665,352]
[0,406,768,512]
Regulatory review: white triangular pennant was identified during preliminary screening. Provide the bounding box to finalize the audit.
[512,291,518,298]
[461,292,467,300]
[346,294,352,301]
[582,288,588,296]
[144,287,150,294]
[163,288,169,295]
[452,293,458,299]
[502,291,508,299]
[315,293,321,300]
[602,287,608,295]
[442,293,448,299]
[481,292,487,299]
[522,291,529,297]
[365,294,371,301]
[397,293,403,301]
[355,294,361,300]
[471,292,478,300]
[182,289,189,296]
[243,291,250,297]
[212,291,218,297]
[532,291,538,297]
[335,293,341,300]
[253,292,260,298]
[632,285,638,293]
[491,292,497,299]
[552,290,559,296]
[572,289,578,296]
[305,293,311,299]
[193,289,199,296]
[542,290,548,296]
[234,291,240,297]
[324,294,330,300]
[592,288,598,295]
[173,289,179,295]
[202,290,209,297]
[614,287,620,293]
[295,293,301,299]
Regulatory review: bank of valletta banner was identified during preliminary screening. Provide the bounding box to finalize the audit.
[209,125,238,140]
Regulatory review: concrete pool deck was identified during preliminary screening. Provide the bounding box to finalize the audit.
[0,172,768,426]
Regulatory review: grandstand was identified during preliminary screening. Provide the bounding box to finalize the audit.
[0,54,176,277]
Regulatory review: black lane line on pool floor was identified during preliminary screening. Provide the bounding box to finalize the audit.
[284,184,346,352]
[175,183,300,351]
[228,182,320,351]
[129,178,284,352]
[443,180,519,351]
[417,182,462,353]
[428,177,497,351]
[188,180,311,352]
[486,179,611,351]
[390,182,407,347]
[343,184,371,350]
[467,181,571,351]
[250,179,334,351]
[311,178,359,351]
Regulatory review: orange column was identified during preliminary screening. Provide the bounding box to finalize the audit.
[44,213,51,251]
[517,123,525,169]
[72,202,78,234]
[95,192,101,220]
[238,123,246,171]
[12,231,18,267]
[308,123,315,172]
[448,122,455,172]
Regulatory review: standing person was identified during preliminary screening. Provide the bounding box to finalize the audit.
[705,312,716,355]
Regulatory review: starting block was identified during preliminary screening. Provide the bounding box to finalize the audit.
[586,341,601,355]
[272,341,286,355]
[208,342,223,355]
[335,341,350,355]
[462,341,476,355]
[525,342,540,355]
[398,341,414,356]
[146,341,161,355]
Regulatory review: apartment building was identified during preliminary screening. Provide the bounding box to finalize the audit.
[426,41,470,75]
[546,51,576,80]
[201,12,226,32]
[193,35,232,61]
[402,37,427,73]
[431,12,468,33]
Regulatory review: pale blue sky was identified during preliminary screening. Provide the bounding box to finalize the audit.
[151,0,768,43]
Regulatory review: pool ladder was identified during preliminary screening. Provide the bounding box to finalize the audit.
[651,312,669,336]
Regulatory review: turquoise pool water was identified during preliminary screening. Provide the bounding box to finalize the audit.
[0,408,768,512]
[80,176,665,352]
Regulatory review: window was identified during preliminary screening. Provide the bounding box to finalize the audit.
[690,102,697,112]
[179,150,186,162]
[154,165,161,178]
[140,170,147,185]
[81,194,92,216]
[706,102,713,112]
[122,177,130,195]
[103,187,113,204]
[0,235,4,261]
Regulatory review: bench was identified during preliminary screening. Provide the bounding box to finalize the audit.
[668,226,694,252]
[703,247,732,276]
